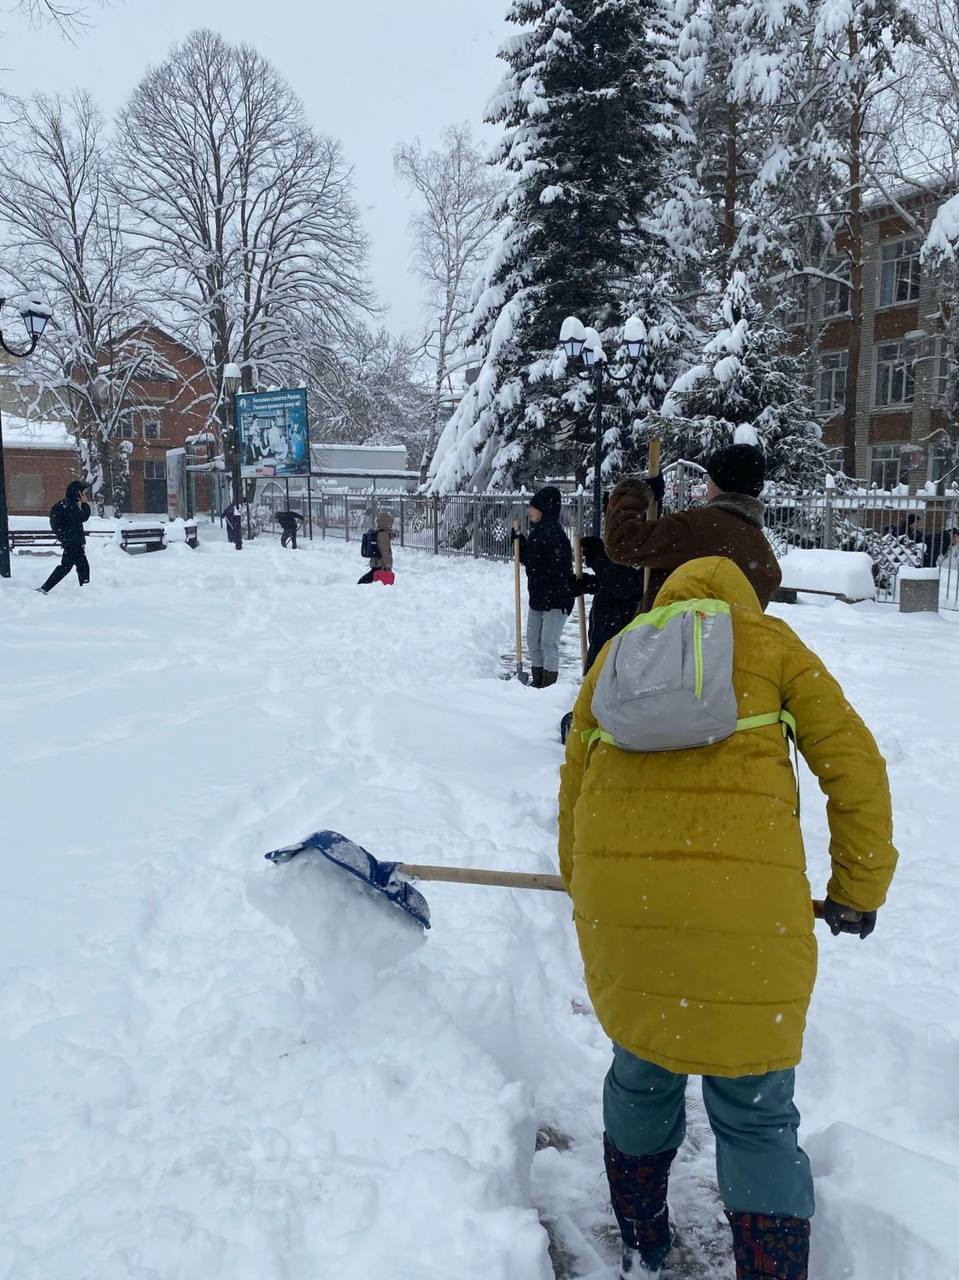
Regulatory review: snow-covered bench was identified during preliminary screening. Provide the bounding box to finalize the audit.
[9,528,113,553]
[775,550,876,605]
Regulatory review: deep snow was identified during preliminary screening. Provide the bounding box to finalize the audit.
[1,531,957,1280]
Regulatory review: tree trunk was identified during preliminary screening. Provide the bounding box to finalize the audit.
[842,24,863,480]
[722,99,739,281]
[419,313,452,484]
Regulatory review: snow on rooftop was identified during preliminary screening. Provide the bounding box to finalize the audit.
[2,415,74,450]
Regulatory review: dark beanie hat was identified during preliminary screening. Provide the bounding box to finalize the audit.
[530,485,563,519]
[66,480,88,500]
[706,444,766,498]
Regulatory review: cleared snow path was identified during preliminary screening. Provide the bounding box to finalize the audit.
[1,535,957,1280]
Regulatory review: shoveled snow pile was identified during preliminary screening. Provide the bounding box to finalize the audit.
[1,531,957,1279]
[778,548,877,600]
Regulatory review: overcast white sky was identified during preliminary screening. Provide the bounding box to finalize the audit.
[3,0,507,336]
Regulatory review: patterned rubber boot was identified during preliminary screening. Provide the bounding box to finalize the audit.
[604,1134,677,1276]
[726,1211,810,1279]
[530,666,544,688]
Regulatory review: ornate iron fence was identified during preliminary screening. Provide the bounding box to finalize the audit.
[254,471,959,609]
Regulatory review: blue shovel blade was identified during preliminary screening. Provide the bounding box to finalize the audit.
[265,830,431,930]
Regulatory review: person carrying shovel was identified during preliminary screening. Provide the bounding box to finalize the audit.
[558,554,898,1280]
[605,443,781,613]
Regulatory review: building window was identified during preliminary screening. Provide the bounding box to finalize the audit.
[144,459,165,480]
[120,421,135,440]
[875,340,915,408]
[783,282,806,328]
[869,444,904,490]
[824,447,845,474]
[817,351,848,415]
[823,256,850,318]
[878,238,922,307]
[144,420,161,440]
[934,338,954,406]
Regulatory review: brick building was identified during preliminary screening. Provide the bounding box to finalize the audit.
[2,326,214,516]
[792,185,956,488]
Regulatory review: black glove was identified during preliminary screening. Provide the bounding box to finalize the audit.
[575,573,598,597]
[822,896,877,940]
[646,473,666,504]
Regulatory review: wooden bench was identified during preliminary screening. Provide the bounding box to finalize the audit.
[9,529,113,553]
[184,521,199,549]
[774,586,869,605]
[120,525,165,553]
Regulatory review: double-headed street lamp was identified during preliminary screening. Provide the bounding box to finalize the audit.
[0,295,53,579]
[223,361,243,551]
[560,314,647,536]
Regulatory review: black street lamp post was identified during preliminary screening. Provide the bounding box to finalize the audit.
[560,314,647,537]
[0,295,53,579]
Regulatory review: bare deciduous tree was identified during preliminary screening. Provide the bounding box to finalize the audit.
[394,124,502,479]
[0,91,174,513]
[115,28,373,445]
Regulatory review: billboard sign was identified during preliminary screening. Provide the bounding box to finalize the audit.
[235,388,310,478]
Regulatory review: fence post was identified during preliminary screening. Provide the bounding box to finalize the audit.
[399,495,406,547]
[823,486,835,550]
[577,490,584,538]
[432,495,440,555]
[345,494,351,541]
[472,495,480,559]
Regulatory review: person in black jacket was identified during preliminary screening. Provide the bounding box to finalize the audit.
[511,486,573,688]
[575,535,647,672]
[39,480,92,594]
[276,509,303,549]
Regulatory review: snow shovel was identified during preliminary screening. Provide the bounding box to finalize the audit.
[265,830,566,930]
[265,831,825,933]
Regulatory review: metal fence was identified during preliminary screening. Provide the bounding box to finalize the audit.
[251,469,959,611]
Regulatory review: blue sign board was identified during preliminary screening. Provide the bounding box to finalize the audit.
[235,388,310,478]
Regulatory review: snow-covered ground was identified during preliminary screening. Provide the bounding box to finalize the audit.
[1,532,957,1280]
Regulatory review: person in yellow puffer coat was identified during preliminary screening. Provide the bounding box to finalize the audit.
[558,555,897,1280]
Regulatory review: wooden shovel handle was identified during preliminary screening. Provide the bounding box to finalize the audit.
[398,862,825,920]
[574,534,588,673]
[513,536,524,673]
[644,438,662,601]
[399,863,566,892]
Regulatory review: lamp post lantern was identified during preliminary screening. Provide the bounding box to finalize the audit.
[223,362,242,551]
[0,294,53,579]
[560,314,646,536]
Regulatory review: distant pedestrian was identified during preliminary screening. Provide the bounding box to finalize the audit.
[358,511,395,585]
[39,481,92,594]
[276,509,303,549]
[511,486,574,688]
[223,503,239,546]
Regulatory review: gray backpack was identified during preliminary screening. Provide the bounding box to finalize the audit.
[589,598,793,753]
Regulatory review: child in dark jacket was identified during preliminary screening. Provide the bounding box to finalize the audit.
[511,486,574,687]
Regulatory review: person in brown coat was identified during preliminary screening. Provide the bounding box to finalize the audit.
[605,443,781,613]
[358,510,395,584]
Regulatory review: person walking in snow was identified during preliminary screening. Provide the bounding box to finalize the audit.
[276,509,303,549]
[358,510,395,585]
[38,480,92,594]
[511,486,574,688]
[604,444,781,612]
[559,554,898,1280]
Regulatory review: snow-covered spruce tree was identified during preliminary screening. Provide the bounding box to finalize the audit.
[428,0,677,493]
[651,271,825,485]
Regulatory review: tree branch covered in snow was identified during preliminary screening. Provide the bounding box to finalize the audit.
[114,28,374,436]
[395,124,504,481]
[0,91,177,513]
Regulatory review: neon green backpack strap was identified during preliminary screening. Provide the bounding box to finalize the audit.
[735,709,800,815]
